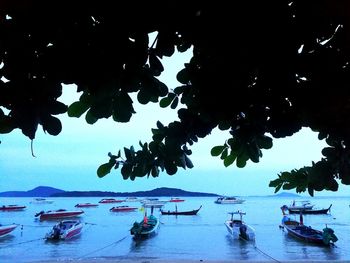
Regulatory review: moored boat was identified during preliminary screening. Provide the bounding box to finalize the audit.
[287,200,314,210]
[280,207,338,246]
[284,204,332,215]
[75,203,99,208]
[225,211,255,241]
[141,198,167,208]
[35,209,84,220]
[130,208,159,239]
[110,206,138,212]
[0,224,18,237]
[160,205,202,215]
[215,196,245,204]
[45,220,83,240]
[0,205,26,211]
[169,197,185,202]
[124,197,139,202]
[30,198,54,204]
[98,198,123,204]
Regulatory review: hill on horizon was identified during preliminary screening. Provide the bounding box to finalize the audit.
[51,187,219,197]
[0,186,65,197]
[0,186,219,197]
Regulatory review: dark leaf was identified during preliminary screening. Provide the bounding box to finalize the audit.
[211,145,225,156]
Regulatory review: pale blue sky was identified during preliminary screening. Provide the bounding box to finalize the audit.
[1,48,349,197]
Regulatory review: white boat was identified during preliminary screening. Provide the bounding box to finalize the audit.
[124,197,139,202]
[225,211,255,241]
[287,200,314,210]
[0,224,18,238]
[45,220,83,240]
[30,198,54,204]
[215,196,245,204]
[140,198,167,208]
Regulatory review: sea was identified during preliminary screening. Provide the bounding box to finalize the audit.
[0,196,349,262]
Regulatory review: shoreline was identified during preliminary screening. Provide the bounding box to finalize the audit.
[30,259,349,263]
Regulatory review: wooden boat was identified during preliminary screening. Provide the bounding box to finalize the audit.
[98,198,123,204]
[286,204,332,215]
[224,211,255,241]
[0,205,26,211]
[110,206,138,212]
[45,220,83,240]
[30,198,54,204]
[160,205,202,215]
[130,208,159,239]
[35,209,84,220]
[169,197,185,202]
[287,200,314,210]
[281,208,338,246]
[215,196,245,204]
[75,203,99,208]
[0,224,18,237]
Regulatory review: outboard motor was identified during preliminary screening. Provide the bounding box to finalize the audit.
[239,224,248,240]
[35,211,44,217]
[52,226,61,240]
[322,227,338,245]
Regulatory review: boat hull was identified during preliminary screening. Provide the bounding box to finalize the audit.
[160,206,201,215]
[0,224,18,237]
[110,206,137,212]
[0,205,26,211]
[75,203,99,208]
[288,205,332,215]
[37,210,84,221]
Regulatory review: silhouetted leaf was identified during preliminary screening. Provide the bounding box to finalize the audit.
[211,145,225,156]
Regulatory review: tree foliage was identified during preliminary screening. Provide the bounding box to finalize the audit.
[1,1,350,195]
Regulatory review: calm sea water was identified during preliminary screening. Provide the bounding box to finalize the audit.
[0,196,349,262]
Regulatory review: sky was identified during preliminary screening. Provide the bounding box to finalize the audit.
[1,47,349,197]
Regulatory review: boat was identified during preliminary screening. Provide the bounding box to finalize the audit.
[130,207,160,239]
[215,196,245,204]
[284,204,332,215]
[98,198,123,203]
[0,224,18,237]
[35,209,84,220]
[160,205,202,215]
[30,198,54,204]
[224,211,255,241]
[169,197,185,202]
[141,198,167,208]
[45,220,83,240]
[75,203,99,208]
[110,206,138,212]
[124,197,139,202]
[0,205,26,211]
[280,207,338,246]
[287,200,314,210]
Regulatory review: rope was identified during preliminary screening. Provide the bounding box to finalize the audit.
[253,242,281,263]
[0,238,45,249]
[238,235,281,263]
[76,234,128,259]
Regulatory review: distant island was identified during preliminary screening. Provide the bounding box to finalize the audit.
[0,186,219,197]
[0,186,65,197]
[268,192,301,198]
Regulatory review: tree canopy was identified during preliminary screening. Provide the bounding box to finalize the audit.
[1,1,349,196]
